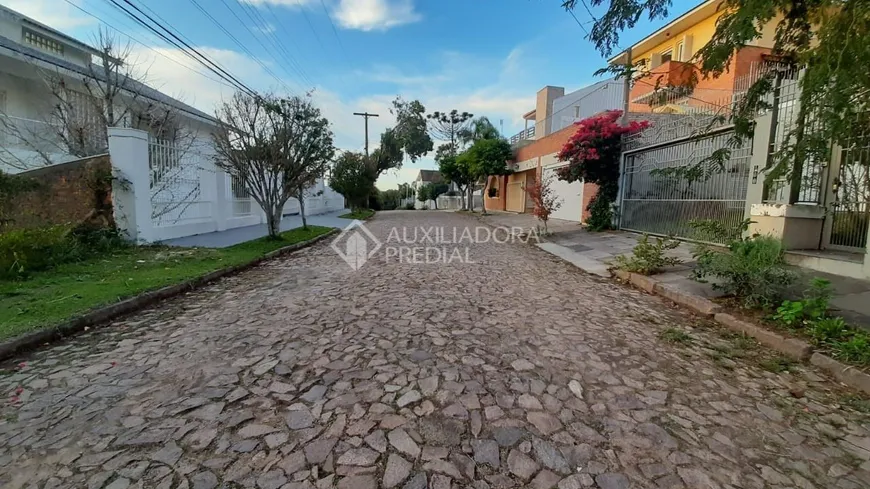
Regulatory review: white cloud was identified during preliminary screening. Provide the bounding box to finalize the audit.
[1,0,95,30]
[334,0,420,31]
[256,23,277,34]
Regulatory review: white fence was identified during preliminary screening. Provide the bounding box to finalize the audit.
[108,127,344,243]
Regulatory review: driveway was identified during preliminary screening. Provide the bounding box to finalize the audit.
[1,211,869,489]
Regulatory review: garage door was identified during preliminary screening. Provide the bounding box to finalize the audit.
[544,167,583,222]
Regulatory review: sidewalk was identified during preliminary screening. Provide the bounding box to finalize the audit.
[478,211,870,329]
[163,209,352,248]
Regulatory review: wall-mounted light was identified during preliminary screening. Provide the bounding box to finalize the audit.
[751,165,759,184]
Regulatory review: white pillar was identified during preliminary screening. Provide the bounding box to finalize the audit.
[108,127,154,243]
[214,170,229,231]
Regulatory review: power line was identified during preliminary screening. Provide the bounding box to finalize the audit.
[104,0,258,96]
[65,0,238,90]
[225,0,314,90]
[319,0,351,65]
[184,0,299,93]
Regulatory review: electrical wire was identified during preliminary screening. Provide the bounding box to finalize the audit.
[184,0,300,94]
[223,0,314,90]
[104,0,258,96]
[66,0,239,91]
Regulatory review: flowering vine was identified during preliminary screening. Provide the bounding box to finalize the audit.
[556,110,649,231]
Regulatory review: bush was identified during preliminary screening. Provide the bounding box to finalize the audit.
[403,203,416,210]
[692,233,796,308]
[612,234,682,275]
[0,225,127,280]
[772,278,832,327]
[0,226,79,279]
[808,316,849,344]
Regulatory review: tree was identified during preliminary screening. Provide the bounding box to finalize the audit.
[427,110,474,154]
[437,145,474,210]
[463,138,514,215]
[418,182,449,210]
[371,128,404,176]
[391,97,434,162]
[330,152,376,212]
[378,189,402,210]
[524,172,563,234]
[0,28,191,170]
[562,0,870,196]
[556,110,648,231]
[460,116,501,146]
[213,92,335,239]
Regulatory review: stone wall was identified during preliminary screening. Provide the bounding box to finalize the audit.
[2,154,111,230]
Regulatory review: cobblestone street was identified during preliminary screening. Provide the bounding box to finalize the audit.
[2,211,870,489]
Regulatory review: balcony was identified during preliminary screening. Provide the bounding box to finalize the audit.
[630,60,696,105]
[509,126,535,146]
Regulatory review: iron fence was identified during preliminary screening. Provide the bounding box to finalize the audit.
[621,130,752,243]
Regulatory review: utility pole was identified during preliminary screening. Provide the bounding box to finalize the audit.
[353,112,379,156]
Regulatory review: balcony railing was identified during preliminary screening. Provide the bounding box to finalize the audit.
[509,126,535,145]
[630,60,697,104]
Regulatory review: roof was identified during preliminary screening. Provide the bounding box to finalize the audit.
[0,4,103,57]
[608,0,723,64]
[0,36,217,125]
[416,170,444,183]
[523,109,536,120]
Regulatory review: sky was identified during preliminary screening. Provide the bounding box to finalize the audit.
[1,0,698,189]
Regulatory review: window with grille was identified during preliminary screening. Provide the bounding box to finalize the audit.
[23,29,64,55]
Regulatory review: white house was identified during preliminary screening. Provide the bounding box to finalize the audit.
[0,4,345,242]
[0,4,217,173]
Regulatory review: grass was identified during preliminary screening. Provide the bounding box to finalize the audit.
[338,209,375,220]
[758,355,797,373]
[0,225,332,341]
[659,328,692,344]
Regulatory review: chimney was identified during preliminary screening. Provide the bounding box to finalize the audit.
[535,86,564,138]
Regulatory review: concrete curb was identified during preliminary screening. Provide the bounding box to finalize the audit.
[0,228,339,362]
[609,268,870,395]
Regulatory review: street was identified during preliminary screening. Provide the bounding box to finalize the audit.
[1,211,868,489]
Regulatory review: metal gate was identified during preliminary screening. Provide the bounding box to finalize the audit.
[826,137,870,251]
[620,128,752,243]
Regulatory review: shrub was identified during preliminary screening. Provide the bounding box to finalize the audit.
[836,333,870,365]
[0,224,127,280]
[403,203,416,210]
[772,278,832,327]
[612,234,682,275]
[0,226,80,279]
[692,234,796,308]
[808,316,849,344]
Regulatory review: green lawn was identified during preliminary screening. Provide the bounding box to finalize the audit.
[0,225,333,341]
[339,209,375,220]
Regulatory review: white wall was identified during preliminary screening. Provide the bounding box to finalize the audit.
[550,79,625,134]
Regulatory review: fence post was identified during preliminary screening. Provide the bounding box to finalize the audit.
[214,170,229,231]
[108,127,155,243]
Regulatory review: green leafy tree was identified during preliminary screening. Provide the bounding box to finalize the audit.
[418,182,449,210]
[329,152,376,212]
[462,138,514,215]
[391,97,434,162]
[563,0,870,195]
[460,116,501,146]
[438,145,474,210]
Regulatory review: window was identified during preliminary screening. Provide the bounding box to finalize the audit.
[660,49,673,64]
[23,29,64,55]
[676,42,684,62]
[574,105,581,118]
